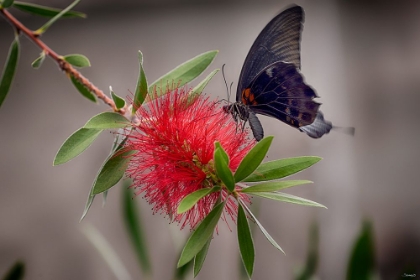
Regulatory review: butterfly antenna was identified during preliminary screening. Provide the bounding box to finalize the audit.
[222,64,231,102]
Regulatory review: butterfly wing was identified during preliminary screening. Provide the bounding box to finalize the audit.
[236,5,304,100]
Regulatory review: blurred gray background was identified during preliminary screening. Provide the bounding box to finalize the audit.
[1,0,420,279]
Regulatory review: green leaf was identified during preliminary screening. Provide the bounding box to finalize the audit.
[2,0,14,8]
[110,86,125,110]
[31,51,46,69]
[347,221,376,280]
[234,136,273,182]
[241,202,284,254]
[81,223,132,280]
[80,189,95,221]
[241,180,312,193]
[63,54,91,68]
[178,201,225,267]
[250,192,327,208]
[237,204,254,279]
[84,112,130,129]
[13,1,86,18]
[70,75,96,102]
[123,182,152,276]
[184,69,219,106]
[92,150,135,194]
[132,50,148,114]
[0,37,19,108]
[148,50,218,98]
[3,261,25,280]
[214,148,235,192]
[177,187,219,214]
[193,238,211,278]
[214,141,228,163]
[35,0,81,35]
[53,128,101,165]
[244,156,322,182]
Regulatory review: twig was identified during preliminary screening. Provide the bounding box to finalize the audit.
[0,8,126,115]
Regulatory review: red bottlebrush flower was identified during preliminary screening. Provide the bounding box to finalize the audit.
[124,88,255,229]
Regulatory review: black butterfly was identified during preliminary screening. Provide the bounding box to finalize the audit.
[224,5,333,141]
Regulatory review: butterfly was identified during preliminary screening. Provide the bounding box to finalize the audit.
[224,5,333,141]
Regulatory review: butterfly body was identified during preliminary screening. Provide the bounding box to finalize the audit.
[225,5,333,141]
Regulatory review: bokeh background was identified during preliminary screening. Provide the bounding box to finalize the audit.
[1,0,420,279]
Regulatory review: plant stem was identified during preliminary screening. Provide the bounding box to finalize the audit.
[0,8,126,115]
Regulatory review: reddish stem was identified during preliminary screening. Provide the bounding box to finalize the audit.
[0,8,126,115]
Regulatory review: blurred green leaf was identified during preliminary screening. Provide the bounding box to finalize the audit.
[3,260,24,280]
[0,36,19,108]
[347,221,376,280]
[84,112,130,129]
[295,223,319,280]
[234,136,273,182]
[123,183,152,276]
[148,50,218,98]
[214,148,235,192]
[31,51,46,69]
[244,156,322,182]
[70,75,96,102]
[237,204,254,279]
[1,0,14,8]
[13,1,86,18]
[82,223,132,280]
[184,69,219,106]
[178,187,219,214]
[53,128,101,165]
[63,54,90,68]
[241,202,284,254]
[35,0,81,35]
[92,150,135,194]
[178,201,225,267]
[132,51,148,114]
[250,192,327,208]
[193,238,211,277]
[110,86,125,110]
[241,180,312,193]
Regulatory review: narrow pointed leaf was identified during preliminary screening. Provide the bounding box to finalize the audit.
[178,187,219,214]
[214,148,235,192]
[148,50,218,98]
[214,141,228,163]
[123,183,152,275]
[54,128,101,165]
[92,150,135,194]
[244,156,322,182]
[13,1,86,18]
[81,223,132,280]
[2,0,14,8]
[110,86,125,109]
[347,221,375,280]
[80,190,95,221]
[70,75,96,102]
[84,112,130,129]
[241,180,312,193]
[63,54,90,68]
[178,201,225,267]
[238,204,254,279]
[193,237,212,277]
[184,69,219,106]
[0,37,19,108]
[132,51,148,114]
[31,51,46,69]
[241,202,285,254]
[35,0,81,35]
[3,261,24,280]
[250,192,327,208]
[234,136,273,182]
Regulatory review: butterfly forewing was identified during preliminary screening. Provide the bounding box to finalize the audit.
[237,5,304,99]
